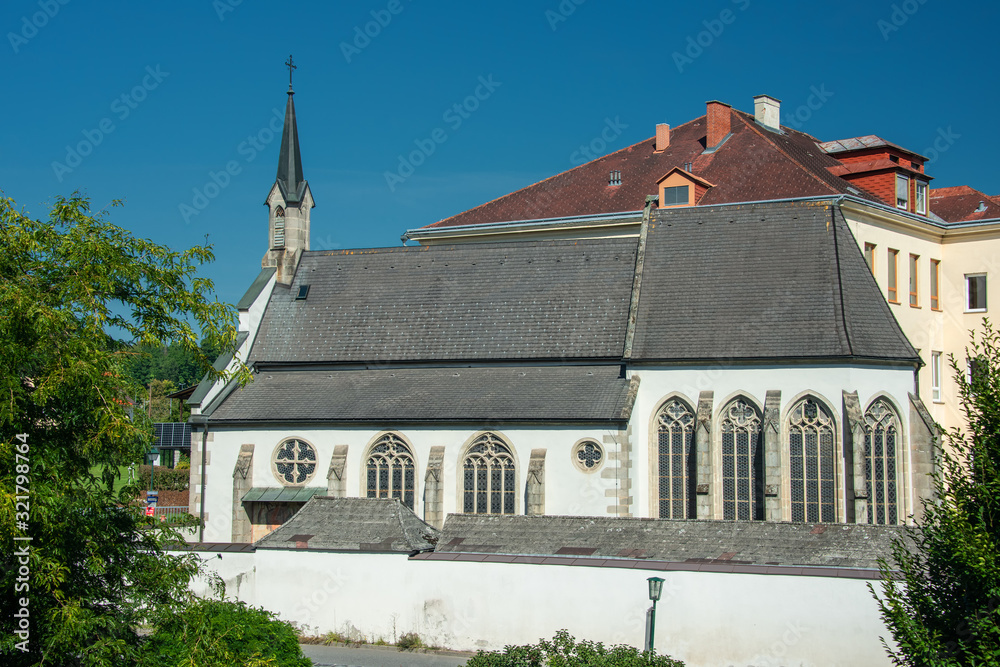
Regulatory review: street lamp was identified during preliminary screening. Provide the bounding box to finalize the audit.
[146,445,160,498]
[646,576,665,653]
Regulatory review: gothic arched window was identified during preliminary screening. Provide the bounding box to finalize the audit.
[721,397,763,521]
[788,397,836,523]
[864,399,900,525]
[366,433,415,510]
[272,438,316,485]
[463,433,515,515]
[656,399,696,519]
[273,206,285,248]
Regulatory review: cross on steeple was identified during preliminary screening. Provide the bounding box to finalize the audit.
[285,55,296,91]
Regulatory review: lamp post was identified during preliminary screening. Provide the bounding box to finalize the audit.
[646,576,665,653]
[147,445,160,500]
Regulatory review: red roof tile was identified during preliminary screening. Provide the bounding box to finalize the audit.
[427,109,880,229]
[930,185,1000,222]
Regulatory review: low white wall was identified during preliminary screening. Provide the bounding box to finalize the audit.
[188,549,894,667]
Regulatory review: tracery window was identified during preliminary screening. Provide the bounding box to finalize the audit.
[272,438,316,485]
[366,433,415,510]
[273,206,285,248]
[864,399,900,525]
[788,398,836,523]
[463,433,515,515]
[721,398,763,521]
[572,440,604,472]
[656,399,696,519]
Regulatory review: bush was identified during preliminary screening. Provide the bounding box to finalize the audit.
[138,463,189,490]
[465,630,684,667]
[397,632,425,650]
[141,597,310,667]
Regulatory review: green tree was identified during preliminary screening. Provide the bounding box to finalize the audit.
[0,194,258,666]
[874,320,1000,665]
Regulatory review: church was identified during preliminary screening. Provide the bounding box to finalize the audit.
[177,74,1000,662]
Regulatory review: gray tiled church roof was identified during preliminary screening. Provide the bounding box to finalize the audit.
[208,365,634,423]
[436,514,909,569]
[630,201,918,361]
[255,497,439,553]
[250,238,638,364]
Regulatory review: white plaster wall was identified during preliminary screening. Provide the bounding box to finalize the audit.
[188,549,894,666]
[630,364,917,520]
[201,424,619,542]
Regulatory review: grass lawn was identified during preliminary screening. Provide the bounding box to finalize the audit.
[89,464,138,496]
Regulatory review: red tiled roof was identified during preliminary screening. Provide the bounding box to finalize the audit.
[427,109,879,229]
[930,185,1000,222]
[828,158,925,178]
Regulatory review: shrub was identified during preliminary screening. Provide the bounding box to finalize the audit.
[398,632,425,650]
[138,463,189,490]
[465,630,684,667]
[140,597,310,667]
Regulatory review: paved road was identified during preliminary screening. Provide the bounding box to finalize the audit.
[301,643,474,667]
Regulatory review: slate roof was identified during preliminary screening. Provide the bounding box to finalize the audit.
[426,109,879,229]
[630,200,919,362]
[436,514,909,569]
[255,496,439,553]
[208,365,635,423]
[249,238,637,364]
[818,135,926,160]
[930,185,1000,223]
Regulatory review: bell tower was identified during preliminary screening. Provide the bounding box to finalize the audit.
[262,55,314,285]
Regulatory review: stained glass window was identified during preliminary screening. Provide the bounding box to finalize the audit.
[463,433,515,515]
[272,439,316,485]
[656,399,695,519]
[721,398,763,521]
[788,398,836,523]
[864,399,899,525]
[365,433,415,510]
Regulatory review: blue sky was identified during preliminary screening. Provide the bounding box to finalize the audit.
[3,0,997,307]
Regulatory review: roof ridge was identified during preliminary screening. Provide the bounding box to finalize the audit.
[731,111,842,196]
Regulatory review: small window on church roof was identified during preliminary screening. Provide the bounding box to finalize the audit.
[296,285,310,300]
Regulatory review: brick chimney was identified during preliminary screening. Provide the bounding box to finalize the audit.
[754,95,781,131]
[706,101,731,149]
[655,123,670,152]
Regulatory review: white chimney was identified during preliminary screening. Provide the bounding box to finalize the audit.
[655,123,670,151]
[754,95,781,132]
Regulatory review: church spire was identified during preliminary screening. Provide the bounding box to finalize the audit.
[276,55,305,204]
[262,55,314,286]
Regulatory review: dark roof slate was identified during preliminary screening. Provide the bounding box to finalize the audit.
[630,200,918,362]
[250,238,637,364]
[436,514,909,569]
[255,496,439,553]
[209,365,634,423]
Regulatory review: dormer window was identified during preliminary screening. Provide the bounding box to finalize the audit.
[915,182,927,215]
[655,167,715,209]
[662,186,690,206]
[896,174,910,210]
[273,206,285,248]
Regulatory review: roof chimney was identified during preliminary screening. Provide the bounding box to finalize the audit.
[655,123,670,152]
[754,94,781,132]
[706,101,731,150]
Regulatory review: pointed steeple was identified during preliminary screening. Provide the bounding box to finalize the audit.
[276,56,305,204]
[262,55,314,286]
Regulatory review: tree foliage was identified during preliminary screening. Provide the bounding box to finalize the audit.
[0,194,256,665]
[875,320,1000,665]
